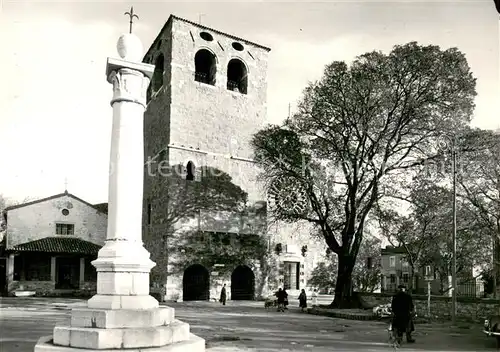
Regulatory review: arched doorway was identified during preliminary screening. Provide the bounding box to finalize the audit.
[231,265,255,300]
[183,264,209,301]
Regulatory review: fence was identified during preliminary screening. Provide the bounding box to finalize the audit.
[382,281,484,298]
[456,281,484,298]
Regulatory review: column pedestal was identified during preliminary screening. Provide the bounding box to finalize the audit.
[34,33,205,352]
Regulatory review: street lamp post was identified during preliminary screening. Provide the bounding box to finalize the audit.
[438,134,458,325]
[451,136,458,326]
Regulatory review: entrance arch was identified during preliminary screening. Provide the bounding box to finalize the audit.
[231,265,255,300]
[183,264,209,301]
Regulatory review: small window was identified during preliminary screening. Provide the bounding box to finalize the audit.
[56,223,74,235]
[61,209,69,216]
[390,274,396,284]
[389,256,396,267]
[147,203,152,225]
[186,161,195,181]
[152,54,164,93]
[403,273,409,283]
[232,42,244,51]
[425,265,432,277]
[200,32,214,41]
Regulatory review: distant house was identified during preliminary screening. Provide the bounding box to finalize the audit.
[381,246,416,292]
[0,191,107,296]
[381,246,484,297]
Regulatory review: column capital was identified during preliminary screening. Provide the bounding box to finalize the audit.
[106,57,154,79]
[106,58,154,108]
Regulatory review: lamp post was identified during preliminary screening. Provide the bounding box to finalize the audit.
[451,139,457,325]
[438,134,458,325]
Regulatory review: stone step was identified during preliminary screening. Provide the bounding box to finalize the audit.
[34,333,205,351]
[53,319,190,349]
[70,306,175,329]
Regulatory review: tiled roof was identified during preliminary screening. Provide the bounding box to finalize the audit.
[11,237,101,255]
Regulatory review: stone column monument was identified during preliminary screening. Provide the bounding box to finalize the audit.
[34,26,205,352]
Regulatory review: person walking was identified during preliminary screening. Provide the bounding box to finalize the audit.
[219,284,227,306]
[283,289,289,310]
[275,288,286,312]
[391,284,415,343]
[311,289,318,307]
[298,289,307,312]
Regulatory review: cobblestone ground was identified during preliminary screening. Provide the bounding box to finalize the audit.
[0,297,496,352]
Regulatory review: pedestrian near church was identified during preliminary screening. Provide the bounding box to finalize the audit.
[391,284,416,343]
[283,288,289,310]
[311,289,318,307]
[298,289,307,312]
[219,284,227,306]
[275,288,287,312]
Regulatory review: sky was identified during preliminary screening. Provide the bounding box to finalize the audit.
[0,0,498,205]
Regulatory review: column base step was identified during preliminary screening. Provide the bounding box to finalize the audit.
[34,333,205,351]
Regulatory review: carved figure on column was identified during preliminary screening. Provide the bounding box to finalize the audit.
[108,70,121,92]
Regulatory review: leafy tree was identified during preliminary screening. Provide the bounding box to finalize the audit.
[352,236,382,293]
[457,129,500,295]
[0,194,6,234]
[308,261,337,294]
[376,172,491,293]
[251,42,476,307]
[376,177,451,290]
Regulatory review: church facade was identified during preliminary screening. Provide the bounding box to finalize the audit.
[1,192,106,296]
[142,15,326,302]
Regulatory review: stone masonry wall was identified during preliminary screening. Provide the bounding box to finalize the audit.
[8,280,54,295]
[359,292,498,323]
[141,17,328,301]
[142,17,270,301]
[168,19,269,160]
[269,221,328,293]
[8,280,96,297]
[167,148,265,203]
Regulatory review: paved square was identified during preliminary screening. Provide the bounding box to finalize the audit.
[0,298,496,351]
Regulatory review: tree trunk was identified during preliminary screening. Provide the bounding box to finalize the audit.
[409,266,415,293]
[330,253,356,308]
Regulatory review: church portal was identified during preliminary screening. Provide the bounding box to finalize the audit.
[183,264,210,301]
[231,265,255,300]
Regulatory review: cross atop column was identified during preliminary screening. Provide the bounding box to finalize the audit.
[124,6,139,34]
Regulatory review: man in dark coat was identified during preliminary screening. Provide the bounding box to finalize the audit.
[219,284,227,305]
[275,288,287,312]
[391,284,415,343]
